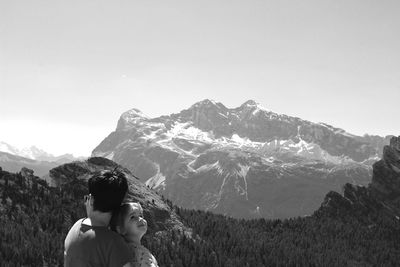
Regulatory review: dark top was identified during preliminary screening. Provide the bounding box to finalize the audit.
[64,218,133,267]
[127,243,158,267]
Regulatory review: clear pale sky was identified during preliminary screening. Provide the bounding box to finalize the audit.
[1,0,399,157]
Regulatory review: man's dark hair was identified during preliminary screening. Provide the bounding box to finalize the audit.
[88,169,129,212]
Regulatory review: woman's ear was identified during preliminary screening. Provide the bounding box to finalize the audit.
[116,225,125,235]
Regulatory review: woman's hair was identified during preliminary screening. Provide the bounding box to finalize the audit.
[110,202,142,232]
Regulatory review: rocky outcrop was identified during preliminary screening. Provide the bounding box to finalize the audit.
[318,136,400,219]
[370,137,400,198]
[49,157,187,234]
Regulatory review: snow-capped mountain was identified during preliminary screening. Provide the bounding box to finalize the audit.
[92,99,392,219]
[0,141,84,164]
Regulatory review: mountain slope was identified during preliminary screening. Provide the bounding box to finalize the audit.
[93,99,391,219]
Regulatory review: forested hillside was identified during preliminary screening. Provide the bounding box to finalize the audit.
[0,167,86,266]
[1,165,400,266]
[167,208,400,266]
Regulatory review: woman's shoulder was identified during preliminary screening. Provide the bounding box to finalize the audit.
[128,244,158,267]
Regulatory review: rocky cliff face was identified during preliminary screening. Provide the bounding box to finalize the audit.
[318,136,400,219]
[92,99,391,219]
[49,157,187,235]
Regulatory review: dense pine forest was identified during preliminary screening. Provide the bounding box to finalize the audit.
[0,168,87,266]
[1,167,400,266]
[162,208,400,266]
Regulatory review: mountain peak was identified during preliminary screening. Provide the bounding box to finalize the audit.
[191,99,221,109]
[238,100,271,113]
[241,100,259,107]
[123,108,148,118]
[117,108,150,130]
[187,99,228,115]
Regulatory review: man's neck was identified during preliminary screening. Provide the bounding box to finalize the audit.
[85,211,112,227]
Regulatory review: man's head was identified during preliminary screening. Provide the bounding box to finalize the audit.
[87,169,129,213]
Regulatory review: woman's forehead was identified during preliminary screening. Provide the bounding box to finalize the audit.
[127,202,142,213]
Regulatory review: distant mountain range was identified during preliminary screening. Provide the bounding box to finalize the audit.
[92,99,394,219]
[0,141,84,163]
[0,151,58,177]
[0,141,85,177]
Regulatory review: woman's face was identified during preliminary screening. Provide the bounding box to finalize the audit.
[121,203,147,239]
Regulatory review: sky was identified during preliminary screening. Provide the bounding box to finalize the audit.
[1,0,399,157]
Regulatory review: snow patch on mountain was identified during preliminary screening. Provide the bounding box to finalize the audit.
[237,164,250,178]
[196,161,224,175]
[241,100,271,111]
[93,151,115,160]
[132,119,359,165]
[145,164,166,189]
[166,122,215,142]
[237,164,250,200]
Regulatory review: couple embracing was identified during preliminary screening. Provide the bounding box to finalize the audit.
[64,169,158,267]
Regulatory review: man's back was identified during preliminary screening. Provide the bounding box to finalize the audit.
[64,218,132,267]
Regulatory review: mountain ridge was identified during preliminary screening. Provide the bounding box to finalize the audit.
[112,99,391,161]
[92,99,392,219]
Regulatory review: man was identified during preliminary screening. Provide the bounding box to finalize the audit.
[64,169,133,267]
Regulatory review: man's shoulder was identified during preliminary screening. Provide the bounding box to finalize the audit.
[70,218,85,229]
[99,228,128,248]
[96,225,123,239]
[65,218,84,242]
